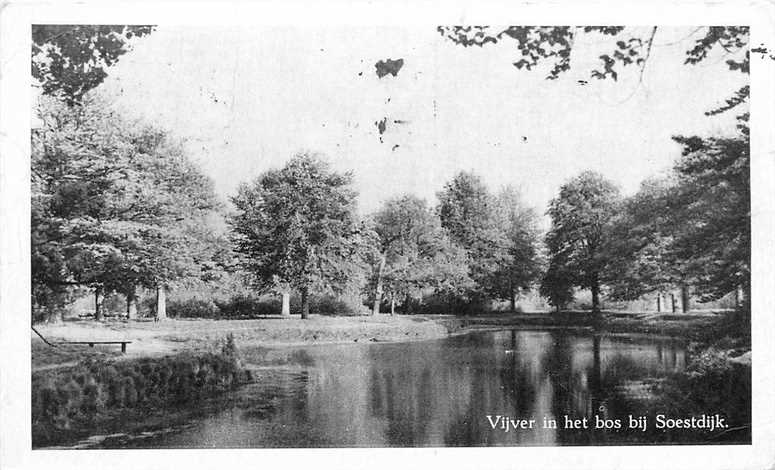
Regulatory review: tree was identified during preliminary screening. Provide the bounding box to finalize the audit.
[437,171,503,299]
[440,25,751,318]
[32,25,155,105]
[603,114,750,316]
[32,94,221,321]
[489,186,543,310]
[544,171,621,312]
[229,153,361,319]
[540,256,575,312]
[670,114,750,306]
[371,194,472,314]
[437,26,749,116]
[437,171,494,248]
[371,196,438,314]
[603,176,685,308]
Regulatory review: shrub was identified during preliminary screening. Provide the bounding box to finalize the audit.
[413,293,488,316]
[652,345,751,443]
[167,298,221,319]
[310,294,363,316]
[32,337,252,447]
[215,293,366,318]
[140,296,157,317]
[215,294,279,318]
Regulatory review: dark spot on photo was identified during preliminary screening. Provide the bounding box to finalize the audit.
[375,58,404,78]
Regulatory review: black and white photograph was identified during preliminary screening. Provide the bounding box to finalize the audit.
[2,1,775,469]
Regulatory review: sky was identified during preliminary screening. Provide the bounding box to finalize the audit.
[97,26,747,219]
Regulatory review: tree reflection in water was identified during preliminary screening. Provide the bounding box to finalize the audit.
[97,329,750,449]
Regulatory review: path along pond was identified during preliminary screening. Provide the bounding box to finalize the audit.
[51,328,750,448]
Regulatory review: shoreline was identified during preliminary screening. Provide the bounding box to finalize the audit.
[31,311,749,449]
[31,311,730,371]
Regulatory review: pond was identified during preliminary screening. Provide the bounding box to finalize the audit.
[63,329,750,448]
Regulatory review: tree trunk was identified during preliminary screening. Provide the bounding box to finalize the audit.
[510,291,517,312]
[390,296,395,316]
[94,286,104,321]
[591,282,600,313]
[156,285,166,321]
[681,285,690,313]
[656,294,662,313]
[671,293,677,313]
[300,285,309,319]
[404,293,411,315]
[372,255,385,315]
[281,291,290,317]
[126,286,137,320]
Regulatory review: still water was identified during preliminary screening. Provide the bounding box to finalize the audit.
[82,329,736,448]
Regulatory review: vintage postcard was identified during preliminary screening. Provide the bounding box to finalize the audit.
[1,1,774,469]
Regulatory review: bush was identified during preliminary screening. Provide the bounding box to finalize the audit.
[32,339,252,447]
[213,293,367,318]
[413,293,488,316]
[651,344,751,443]
[167,298,221,319]
[309,294,364,316]
[215,294,279,318]
[164,292,370,319]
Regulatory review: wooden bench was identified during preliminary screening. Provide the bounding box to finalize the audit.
[58,341,132,353]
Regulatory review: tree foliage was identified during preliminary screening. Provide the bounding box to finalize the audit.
[32,95,222,320]
[371,195,472,312]
[539,256,574,311]
[441,25,750,314]
[543,171,621,311]
[437,173,543,309]
[603,176,682,301]
[670,114,750,302]
[488,186,543,308]
[436,171,502,296]
[229,153,363,318]
[32,25,155,105]
[437,26,749,115]
[603,115,750,306]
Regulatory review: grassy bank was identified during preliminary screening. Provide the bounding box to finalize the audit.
[32,315,454,370]
[32,335,251,447]
[456,310,730,338]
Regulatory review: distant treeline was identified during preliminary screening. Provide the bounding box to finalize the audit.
[31,93,749,321]
[30,23,750,322]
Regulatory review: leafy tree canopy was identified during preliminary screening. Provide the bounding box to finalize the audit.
[603,176,682,301]
[487,186,543,307]
[437,26,749,115]
[437,171,504,293]
[544,171,621,311]
[32,25,155,104]
[32,94,222,318]
[372,194,472,307]
[670,114,750,302]
[229,153,362,318]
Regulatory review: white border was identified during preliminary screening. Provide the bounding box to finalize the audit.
[2,1,774,469]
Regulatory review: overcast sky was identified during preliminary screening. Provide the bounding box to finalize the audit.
[99,26,746,217]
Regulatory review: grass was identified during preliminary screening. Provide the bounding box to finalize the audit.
[32,315,452,369]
